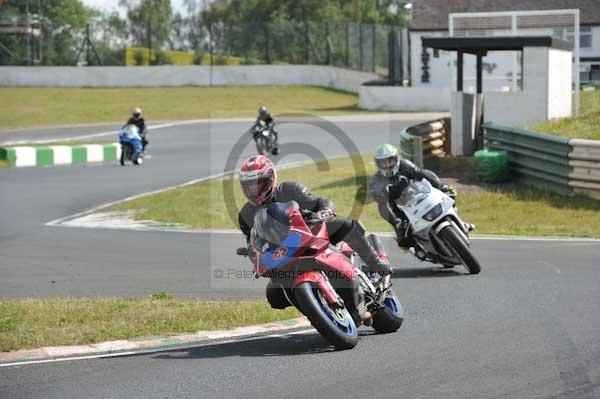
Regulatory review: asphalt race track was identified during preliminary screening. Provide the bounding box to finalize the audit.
[1,117,599,399]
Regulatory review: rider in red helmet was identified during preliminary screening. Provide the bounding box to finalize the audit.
[238,155,392,325]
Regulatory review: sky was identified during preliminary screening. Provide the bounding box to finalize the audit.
[81,0,190,16]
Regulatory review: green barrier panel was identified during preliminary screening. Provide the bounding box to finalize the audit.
[0,147,16,166]
[486,141,568,167]
[103,144,117,161]
[71,146,87,164]
[35,147,54,166]
[484,125,570,158]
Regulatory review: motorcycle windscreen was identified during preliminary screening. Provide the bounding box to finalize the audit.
[122,124,140,138]
[398,180,431,206]
[252,201,301,269]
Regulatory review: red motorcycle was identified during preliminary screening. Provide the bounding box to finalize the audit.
[237,200,403,350]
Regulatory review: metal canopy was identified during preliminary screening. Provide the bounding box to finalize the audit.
[422,36,572,56]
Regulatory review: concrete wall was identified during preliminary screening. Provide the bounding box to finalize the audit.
[358,86,451,111]
[484,47,572,128]
[0,65,379,94]
[484,91,546,128]
[548,49,572,119]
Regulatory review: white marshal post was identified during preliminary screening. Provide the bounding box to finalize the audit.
[449,9,580,114]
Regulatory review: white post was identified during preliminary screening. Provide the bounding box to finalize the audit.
[512,14,518,91]
[574,9,580,114]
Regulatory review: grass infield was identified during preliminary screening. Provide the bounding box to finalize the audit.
[0,296,300,352]
[531,91,600,140]
[115,155,600,238]
[0,86,362,130]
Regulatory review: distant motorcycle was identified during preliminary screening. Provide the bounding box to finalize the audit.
[250,120,278,155]
[119,124,143,166]
[392,179,481,274]
[237,200,403,350]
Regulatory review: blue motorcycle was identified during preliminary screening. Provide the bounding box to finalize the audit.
[119,124,143,166]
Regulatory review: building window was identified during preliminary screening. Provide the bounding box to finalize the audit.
[566,26,592,49]
[580,27,592,48]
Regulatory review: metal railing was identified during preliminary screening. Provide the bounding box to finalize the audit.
[483,123,600,199]
[0,17,407,78]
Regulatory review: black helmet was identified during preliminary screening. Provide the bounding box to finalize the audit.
[258,106,268,117]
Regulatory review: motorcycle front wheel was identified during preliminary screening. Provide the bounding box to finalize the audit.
[294,281,358,350]
[439,224,481,274]
[255,136,267,155]
[120,144,132,166]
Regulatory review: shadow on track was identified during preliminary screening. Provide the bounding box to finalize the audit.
[391,267,467,278]
[151,329,380,360]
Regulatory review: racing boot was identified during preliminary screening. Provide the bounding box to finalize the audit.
[394,218,414,249]
[271,131,279,155]
[344,223,392,276]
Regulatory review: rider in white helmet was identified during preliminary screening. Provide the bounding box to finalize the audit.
[126,107,148,153]
[369,143,455,248]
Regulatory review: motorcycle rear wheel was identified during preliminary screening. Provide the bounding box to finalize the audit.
[439,224,481,274]
[294,282,358,350]
[372,289,404,334]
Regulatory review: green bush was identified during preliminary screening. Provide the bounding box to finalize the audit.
[133,49,145,66]
[193,51,205,65]
[214,55,227,65]
[151,50,173,65]
[241,56,261,65]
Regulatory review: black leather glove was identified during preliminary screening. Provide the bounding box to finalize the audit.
[387,176,409,200]
[440,184,457,199]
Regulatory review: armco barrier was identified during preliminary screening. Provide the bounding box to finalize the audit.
[569,139,600,200]
[400,117,450,168]
[0,143,121,168]
[483,123,600,199]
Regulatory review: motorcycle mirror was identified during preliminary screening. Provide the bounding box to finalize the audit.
[236,247,249,256]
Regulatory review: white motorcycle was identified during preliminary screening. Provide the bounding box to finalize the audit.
[394,179,481,274]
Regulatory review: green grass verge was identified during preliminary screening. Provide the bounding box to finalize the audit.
[530,91,600,140]
[0,296,300,352]
[115,155,600,238]
[0,86,365,130]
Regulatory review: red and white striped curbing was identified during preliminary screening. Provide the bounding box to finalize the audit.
[0,317,312,365]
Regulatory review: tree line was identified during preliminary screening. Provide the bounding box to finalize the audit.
[0,0,408,66]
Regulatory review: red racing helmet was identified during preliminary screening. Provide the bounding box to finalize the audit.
[239,155,277,206]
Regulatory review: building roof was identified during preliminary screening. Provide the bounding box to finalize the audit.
[422,36,573,54]
[409,0,600,31]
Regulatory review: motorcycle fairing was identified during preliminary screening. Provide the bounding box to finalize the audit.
[293,270,339,305]
[259,231,302,270]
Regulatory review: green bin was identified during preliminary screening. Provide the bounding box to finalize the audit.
[474,148,510,183]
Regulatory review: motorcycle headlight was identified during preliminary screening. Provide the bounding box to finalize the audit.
[423,203,443,221]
